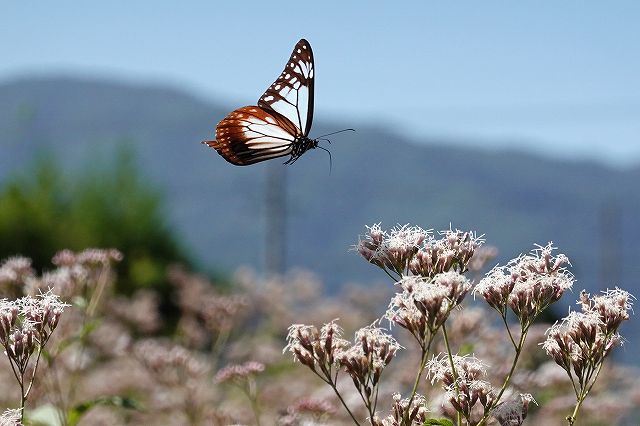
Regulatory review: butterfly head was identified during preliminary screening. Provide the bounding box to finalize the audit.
[283,136,319,165]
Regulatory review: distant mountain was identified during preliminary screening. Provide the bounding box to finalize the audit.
[1,76,639,363]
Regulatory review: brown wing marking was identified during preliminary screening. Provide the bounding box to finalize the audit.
[202,106,299,166]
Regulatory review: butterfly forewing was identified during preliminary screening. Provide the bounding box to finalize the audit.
[203,39,316,166]
[203,106,299,165]
[258,39,315,137]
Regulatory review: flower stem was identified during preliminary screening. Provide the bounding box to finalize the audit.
[314,370,362,426]
[248,378,262,426]
[402,335,434,424]
[442,324,462,426]
[476,325,528,426]
[500,313,517,350]
[329,381,362,426]
[567,360,604,425]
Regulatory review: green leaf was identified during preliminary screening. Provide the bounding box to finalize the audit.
[423,418,454,426]
[72,296,87,309]
[26,404,62,426]
[66,396,141,426]
[78,319,101,339]
[458,342,475,355]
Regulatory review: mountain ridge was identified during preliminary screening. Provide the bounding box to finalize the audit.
[1,76,637,300]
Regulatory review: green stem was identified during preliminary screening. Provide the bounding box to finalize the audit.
[381,267,401,283]
[247,378,261,426]
[24,343,45,398]
[476,325,528,426]
[500,313,517,350]
[442,324,462,426]
[313,370,362,426]
[329,381,363,426]
[210,326,231,370]
[87,266,110,317]
[567,359,605,425]
[19,375,26,423]
[402,335,434,424]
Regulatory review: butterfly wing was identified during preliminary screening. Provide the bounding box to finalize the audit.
[202,106,299,166]
[258,38,314,137]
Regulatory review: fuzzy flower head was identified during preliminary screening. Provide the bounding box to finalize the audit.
[578,288,634,335]
[338,323,401,398]
[409,228,483,278]
[475,243,573,324]
[427,354,495,417]
[542,288,634,389]
[283,320,350,376]
[385,273,471,346]
[0,408,22,426]
[356,224,431,276]
[0,291,68,367]
[372,393,430,426]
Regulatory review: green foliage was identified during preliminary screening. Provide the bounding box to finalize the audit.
[423,419,454,426]
[0,147,192,294]
[27,397,140,426]
[66,396,141,426]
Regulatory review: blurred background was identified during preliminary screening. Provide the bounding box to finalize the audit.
[1,0,639,368]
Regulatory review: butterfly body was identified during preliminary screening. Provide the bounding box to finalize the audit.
[203,39,317,166]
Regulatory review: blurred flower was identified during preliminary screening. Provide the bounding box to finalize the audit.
[134,339,209,385]
[75,248,124,266]
[467,245,498,273]
[109,290,162,334]
[215,361,265,383]
[0,257,34,299]
[491,393,536,426]
[278,397,336,425]
[169,265,249,350]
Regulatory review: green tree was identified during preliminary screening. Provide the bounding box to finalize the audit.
[0,147,192,295]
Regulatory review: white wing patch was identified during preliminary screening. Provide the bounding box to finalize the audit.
[258,39,315,137]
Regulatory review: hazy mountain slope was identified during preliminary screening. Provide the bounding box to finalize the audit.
[1,76,637,304]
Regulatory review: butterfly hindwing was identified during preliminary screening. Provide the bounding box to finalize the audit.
[258,39,314,137]
[203,106,299,166]
[203,39,316,166]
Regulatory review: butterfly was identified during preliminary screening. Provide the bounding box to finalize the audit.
[202,39,349,166]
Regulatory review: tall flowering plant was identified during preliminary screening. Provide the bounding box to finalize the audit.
[284,224,635,426]
[0,291,68,424]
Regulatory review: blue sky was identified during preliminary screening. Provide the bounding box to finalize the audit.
[2,1,639,165]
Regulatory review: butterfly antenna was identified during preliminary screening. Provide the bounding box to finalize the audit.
[317,145,332,174]
[315,128,355,139]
